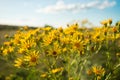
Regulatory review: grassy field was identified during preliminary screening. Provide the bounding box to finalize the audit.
[0,24,19,45]
[0,25,18,79]
[0,30,16,45]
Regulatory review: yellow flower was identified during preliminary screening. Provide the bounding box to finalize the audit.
[42,35,54,46]
[5,76,11,80]
[103,27,108,35]
[40,73,47,78]
[71,39,84,54]
[48,42,61,56]
[92,65,105,76]
[43,27,51,31]
[71,23,79,30]
[108,18,112,25]
[116,53,120,57]
[23,26,29,30]
[69,77,73,80]
[97,76,102,80]
[3,41,12,46]
[101,19,112,26]
[101,20,108,26]
[64,26,76,35]
[8,46,14,53]
[18,48,26,54]
[51,67,63,74]
[63,23,79,35]
[2,49,9,56]
[1,46,4,51]
[60,37,71,45]
[58,27,63,32]
[42,30,60,46]
[24,51,39,66]
[1,46,13,56]
[5,74,14,80]
[87,69,92,75]
[91,31,104,42]
[63,47,67,52]
[21,39,36,49]
[112,27,118,33]
[4,34,9,38]
[14,58,23,68]
[73,41,82,49]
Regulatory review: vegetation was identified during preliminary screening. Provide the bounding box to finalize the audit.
[0,25,19,30]
[0,19,120,80]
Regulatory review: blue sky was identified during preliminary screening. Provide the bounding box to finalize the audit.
[0,0,120,27]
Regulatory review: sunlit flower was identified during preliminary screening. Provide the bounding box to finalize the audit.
[24,51,39,66]
[97,76,102,80]
[4,34,9,38]
[48,42,61,56]
[101,20,108,26]
[18,48,26,54]
[63,23,79,35]
[23,26,29,30]
[92,65,105,76]
[91,31,104,42]
[3,41,12,46]
[63,47,67,52]
[14,58,23,68]
[12,38,20,45]
[0,46,4,51]
[43,27,52,31]
[69,77,73,80]
[116,53,120,57]
[112,27,118,33]
[2,49,9,56]
[108,19,112,25]
[103,27,108,35]
[21,39,36,49]
[58,27,63,32]
[42,35,54,46]
[86,69,92,75]
[8,46,14,53]
[40,73,47,78]
[73,41,82,49]
[101,19,112,26]
[51,67,63,74]
[60,36,71,45]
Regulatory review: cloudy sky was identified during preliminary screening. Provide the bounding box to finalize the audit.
[0,0,120,27]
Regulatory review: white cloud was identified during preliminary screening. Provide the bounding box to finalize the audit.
[36,0,76,13]
[97,0,116,9]
[35,0,116,14]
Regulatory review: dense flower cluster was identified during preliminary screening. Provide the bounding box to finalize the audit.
[0,19,120,80]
